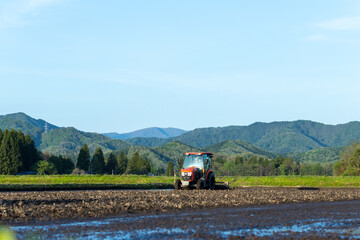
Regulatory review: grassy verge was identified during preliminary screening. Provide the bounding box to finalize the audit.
[0,175,174,191]
[217,176,360,188]
[1,175,360,191]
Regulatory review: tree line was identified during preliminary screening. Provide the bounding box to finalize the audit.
[75,144,151,175]
[211,155,333,176]
[0,129,39,174]
[0,129,152,175]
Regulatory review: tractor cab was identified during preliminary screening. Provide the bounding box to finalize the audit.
[182,152,212,170]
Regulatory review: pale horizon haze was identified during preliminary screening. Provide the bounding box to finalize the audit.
[1,0,359,133]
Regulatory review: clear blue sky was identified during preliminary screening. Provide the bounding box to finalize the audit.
[1,0,359,133]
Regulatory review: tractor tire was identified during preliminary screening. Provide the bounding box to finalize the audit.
[208,174,215,190]
[174,179,182,190]
[195,179,204,190]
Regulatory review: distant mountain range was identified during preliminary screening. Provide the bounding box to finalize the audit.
[128,121,360,154]
[103,127,187,140]
[1,112,359,168]
[0,112,130,158]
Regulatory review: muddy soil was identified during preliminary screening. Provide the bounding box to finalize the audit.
[11,200,360,239]
[2,187,360,223]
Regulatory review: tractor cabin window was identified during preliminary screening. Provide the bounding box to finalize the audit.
[183,155,204,169]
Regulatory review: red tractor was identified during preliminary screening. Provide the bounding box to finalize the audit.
[174,152,216,190]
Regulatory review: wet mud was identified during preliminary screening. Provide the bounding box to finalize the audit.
[2,187,360,223]
[10,200,360,239]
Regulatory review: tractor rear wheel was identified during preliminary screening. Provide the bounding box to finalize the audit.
[209,175,215,190]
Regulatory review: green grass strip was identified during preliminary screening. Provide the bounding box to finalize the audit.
[1,175,360,190]
[217,176,360,188]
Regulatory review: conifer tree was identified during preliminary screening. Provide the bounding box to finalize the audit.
[0,129,3,146]
[0,130,11,174]
[117,151,128,174]
[140,155,151,174]
[91,147,105,174]
[17,131,25,170]
[0,129,22,174]
[126,152,141,174]
[105,152,118,174]
[9,132,22,174]
[24,134,39,171]
[129,154,151,175]
[166,161,174,176]
[76,144,90,171]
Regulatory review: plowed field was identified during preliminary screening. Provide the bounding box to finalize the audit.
[2,187,360,223]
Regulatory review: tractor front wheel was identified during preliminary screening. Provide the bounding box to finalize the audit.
[195,179,204,190]
[174,179,182,190]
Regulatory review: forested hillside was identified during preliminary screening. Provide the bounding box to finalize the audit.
[0,112,58,146]
[40,127,131,158]
[125,137,170,147]
[104,127,186,139]
[204,140,276,158]
[287,147,342,164]
[173,121,360,153]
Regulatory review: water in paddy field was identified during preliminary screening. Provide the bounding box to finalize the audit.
[9,200,360,239]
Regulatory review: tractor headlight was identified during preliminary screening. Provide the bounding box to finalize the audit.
[182,172,185,176]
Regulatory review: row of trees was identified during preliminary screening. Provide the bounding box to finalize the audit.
[212,155,333,176]
[75,144,151,175]
[0,129,153,175]
[0,129,40,174]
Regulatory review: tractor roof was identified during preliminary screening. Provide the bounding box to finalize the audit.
[185,152,213,157]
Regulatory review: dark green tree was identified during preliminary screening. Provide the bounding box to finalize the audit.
[49,155,75,174]
[61,156,75,174]
[91,147,105,174]
[126,152,142,174]
[0,130,11,174]
[139,155,151,174]
[105,152,118,174]
[0,129,23,175]
[76,144,90,171]
[9,129,23,174]
[0,129,40,174]
[117,151,128,175]
[23,134,39,171]
[165,161,174,176]
[16,130,25,169]
[126,152,139,174]
[235,155,244,165]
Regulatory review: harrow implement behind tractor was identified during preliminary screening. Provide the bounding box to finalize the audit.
[174,152,229,190]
